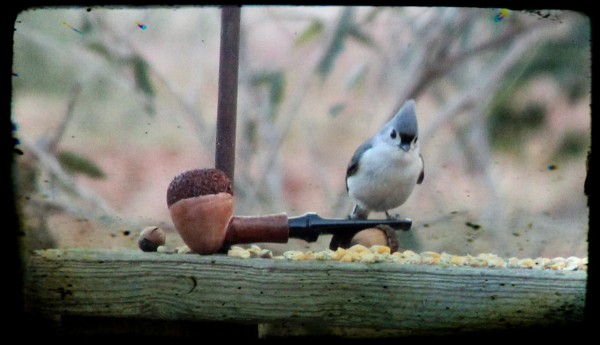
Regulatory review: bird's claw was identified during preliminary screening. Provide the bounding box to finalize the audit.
[385,212,401,220]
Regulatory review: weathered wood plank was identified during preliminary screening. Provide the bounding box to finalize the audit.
[24,249,586,336]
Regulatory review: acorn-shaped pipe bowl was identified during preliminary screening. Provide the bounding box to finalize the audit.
[166,168,234,254]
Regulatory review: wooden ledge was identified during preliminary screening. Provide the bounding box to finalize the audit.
[24,249,587,337]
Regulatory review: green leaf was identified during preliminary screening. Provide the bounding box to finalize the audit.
[344,63,368,90]
[317,7,354,78]
[86,41,114,61]
[131,56,156,114]
[250,70,286,120]
[57,150,106,179]
[362,7,384,23]
[295,20,324,46]
[328,102,345,117]
[347,26,376,48]
[268,72,285,117]
[132,56,154,97]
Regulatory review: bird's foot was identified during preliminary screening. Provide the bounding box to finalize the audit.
[385,211,401,220]
[329,231,357,251]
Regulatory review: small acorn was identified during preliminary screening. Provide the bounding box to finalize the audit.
[350,225,399,253]
[166,168,234,255]
[138,226,166,252]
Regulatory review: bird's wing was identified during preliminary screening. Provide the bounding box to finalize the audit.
[417,154,424,184]
[345,140,373,191]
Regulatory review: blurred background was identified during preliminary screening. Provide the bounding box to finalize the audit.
[12,6,590,258]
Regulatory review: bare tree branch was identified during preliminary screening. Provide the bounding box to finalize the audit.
[421,22,558,143]
[20,134,120,221]
[47,83,82,154]
[391,12,556,118]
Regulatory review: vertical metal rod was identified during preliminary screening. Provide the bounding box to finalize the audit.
[215,6,241,182]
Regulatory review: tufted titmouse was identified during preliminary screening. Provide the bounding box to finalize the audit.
[345,99,424,220]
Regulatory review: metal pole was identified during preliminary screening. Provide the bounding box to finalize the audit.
[215,6,241,182]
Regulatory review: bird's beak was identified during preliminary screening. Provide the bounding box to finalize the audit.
[399,143,411,152]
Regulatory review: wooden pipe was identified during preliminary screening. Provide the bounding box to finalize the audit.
[225,212,411,246]
[167,169,412,254]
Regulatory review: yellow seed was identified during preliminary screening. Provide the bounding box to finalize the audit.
[304,251,316,260]
[227,246,247,257]
[228,247,251,258]
[440,252,453,265]
[340,254,354,262]
[175,245,192,254]
[390,252,402,263]
[478,253,504,268]
[373,253,391,263]
[347,244,370,254]
[331,247,347,260]
[283,251,306,261]
[468,255,487,267]
[519,258,535,269]
[392,250,421,264]
[550,258,566,270]
[533,257,551,270]
[247,244,263,256]
[578,257,588,270]
[450,255,469,266]
[507,257,520,268]
[487,257,506,268]
[313,250,332,260]
[563,256,581,271]
[360,253,377,263]
[420,251,441,265]
[157,245,176,254]
[370,245,391,255]
[347,251,364,261]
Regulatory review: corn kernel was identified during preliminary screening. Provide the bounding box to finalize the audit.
[507,257,520,268]
[450,255,469,266]
[157,246,176,254]
[331,247,347,260]
[487,257,506,268]
[391,250,421,264]
[304,251,316,260]
[420,251,441,265]
[550,257,566,270]
[533,257,551,270]
[370,245,391,255]
[466,254,487,267]
[478,253,505,268]
[247,244,263,257]
[283,251,306,261]
[314,250,335,261]
[360,253,377,263]
[340,254,354,262]
[518,258,535,269]
[175,245,192,254]
[347,244,370,254]
[440,252,453,265]
[373,253,391,263]
[578,257,588,271]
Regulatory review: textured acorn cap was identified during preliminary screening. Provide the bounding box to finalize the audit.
[167,168,233,207]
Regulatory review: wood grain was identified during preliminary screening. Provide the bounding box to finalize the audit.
[24,249,586,336]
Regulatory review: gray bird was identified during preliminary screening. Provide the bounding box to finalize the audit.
[345,99,424,220]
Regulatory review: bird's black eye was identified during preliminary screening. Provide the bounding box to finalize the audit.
[390,129,397,139]
[414,136,418,143]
